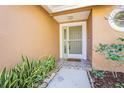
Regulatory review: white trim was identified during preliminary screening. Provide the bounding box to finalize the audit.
[83,22,87,60]
[49,5,84,13]
[59,22,87,59]
[42,5,92,13]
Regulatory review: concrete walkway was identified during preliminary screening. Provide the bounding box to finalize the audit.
[47,61,91,88]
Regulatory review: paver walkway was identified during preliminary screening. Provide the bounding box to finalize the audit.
[47,60,91,88]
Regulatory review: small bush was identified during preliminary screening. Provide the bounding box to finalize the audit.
[0,56,56,88]
[91,70,105,79]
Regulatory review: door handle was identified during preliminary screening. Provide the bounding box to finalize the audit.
[69,45,71,50]
[64,45,66,53]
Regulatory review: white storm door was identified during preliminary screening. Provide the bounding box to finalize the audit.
[60,22,87,59]
[67,25,83,59]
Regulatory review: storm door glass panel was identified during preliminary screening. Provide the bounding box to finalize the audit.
[63,26,67,54]
[69,26,82,40]
[64,41,67,54]
[68,25,82,54]
[69,41,82,54]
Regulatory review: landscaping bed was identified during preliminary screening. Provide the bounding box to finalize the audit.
[0,56,57,88]
[88,70,124,88]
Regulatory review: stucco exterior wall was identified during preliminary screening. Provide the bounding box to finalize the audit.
[87,10,92,63]
[0,6,59,70]
[92,5,124,72]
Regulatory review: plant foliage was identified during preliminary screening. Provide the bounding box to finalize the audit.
[96,37,124,61]
[114,83,124,88]
[91,70,105,79]
[0,56,56,88]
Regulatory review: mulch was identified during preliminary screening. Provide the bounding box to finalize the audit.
[89,71,124,88]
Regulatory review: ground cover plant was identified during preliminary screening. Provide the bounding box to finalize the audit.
[89,37,124,88]
[91,70,105,79]
[0,56,56,88]
[89,70,124,88]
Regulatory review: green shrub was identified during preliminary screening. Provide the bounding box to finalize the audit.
[0,56,56,88]
[91,70,105,79]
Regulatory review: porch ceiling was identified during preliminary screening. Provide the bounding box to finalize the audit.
[42,5,91,23]
[53,10,90,23]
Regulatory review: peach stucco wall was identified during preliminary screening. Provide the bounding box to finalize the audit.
[91,6,124,72]
[87,10,92,63]
[0,6,59,70]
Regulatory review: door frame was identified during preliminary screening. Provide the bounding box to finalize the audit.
[59,22,87,60]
